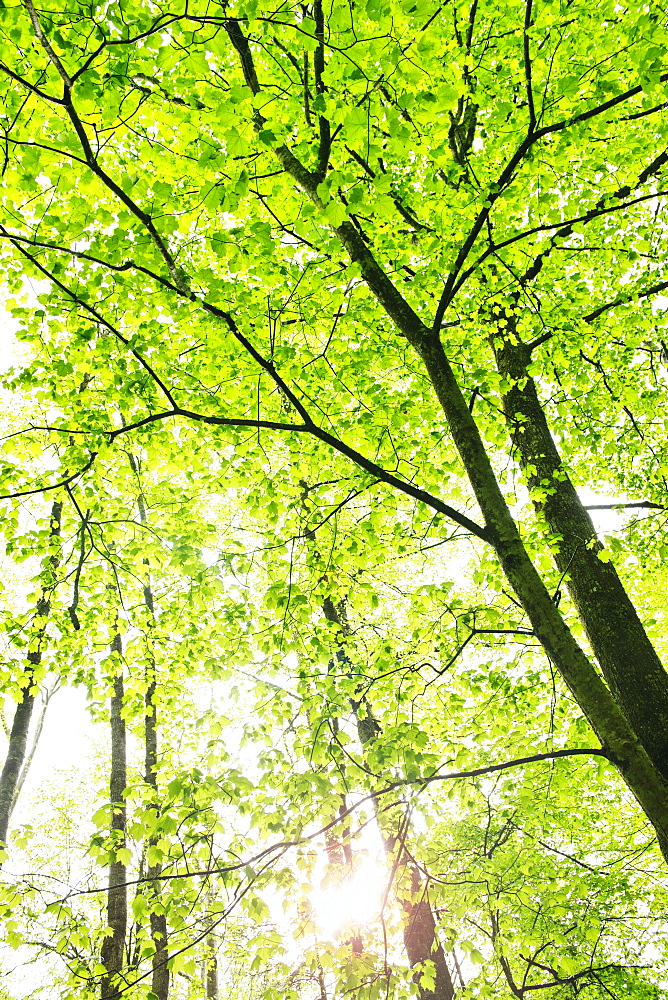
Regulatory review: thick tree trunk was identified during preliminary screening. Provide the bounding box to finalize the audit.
[413,333,668,857]
[334,230,668,851]
[402,868,455,1000]
[357,716,454,1000]
[323,600,455,1000]
[493,331,668,782]
[226,16,668,855]
[0,501,62,850]
[101,636,127,1000]
[360,733,454,999]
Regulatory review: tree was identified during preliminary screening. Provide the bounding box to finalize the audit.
[0,0,668,994]
[0,500,61,849]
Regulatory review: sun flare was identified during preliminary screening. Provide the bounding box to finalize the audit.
[310,853,387,940]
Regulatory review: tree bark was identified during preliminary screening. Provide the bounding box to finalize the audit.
[243,31,668,849]
[329,219,668,851]
[414,333,668,857]
[0,501,62,850]
[203,906,219,1000]
[205,946,218,999]
[402,867,455,1000]
[10,680,60,818]
[145,670,170,998]
[129,454,170,1000]
[143,579,170,1000]
[493,329,668,782]
[100,634,127,1000]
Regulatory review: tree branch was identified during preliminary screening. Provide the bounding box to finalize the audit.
[0,453,97,501]
[431,80,668,329]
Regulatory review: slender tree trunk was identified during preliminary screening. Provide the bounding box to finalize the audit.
[100,634,127,1000]
[323,599,455,1000]
[129,454,170,1000]
[322,783,363,955]
[203,900,219,1000]
[144,610,170,1000]
[10,680,60,817]
[493,329,668,782]
[205,943,218,999]
[0,501,62,850]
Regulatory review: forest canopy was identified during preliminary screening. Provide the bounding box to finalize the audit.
[0,0,667,997]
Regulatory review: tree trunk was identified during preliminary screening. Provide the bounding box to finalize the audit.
[323,600,455,1000]
[493,329,668,782]
[328,231,668,853]
[129,455,170,1000]
[203,911,218,1000]
[100,635,127,1000]
[0,501,62,850]
[143,579,170,1000]
[413,333,668,858]
[145,668,170,1000]
[402,867,455,1000]
[205,949,218,999]
[10,681,60,818]
[228,15,668,857]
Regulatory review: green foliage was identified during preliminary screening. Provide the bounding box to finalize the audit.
[0,0,666,996]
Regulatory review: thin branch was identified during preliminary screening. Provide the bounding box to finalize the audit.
[584,277,668,324]
[23,0,72,86]
[421,747,609,786]
[523,0,536,131]
[431,77,668,329]
[7,238,179,408]
[584,501,664,511]
[5,236,488,540]
[0,453,97,501]
[108,406,491,542]
[56,746,608,899]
